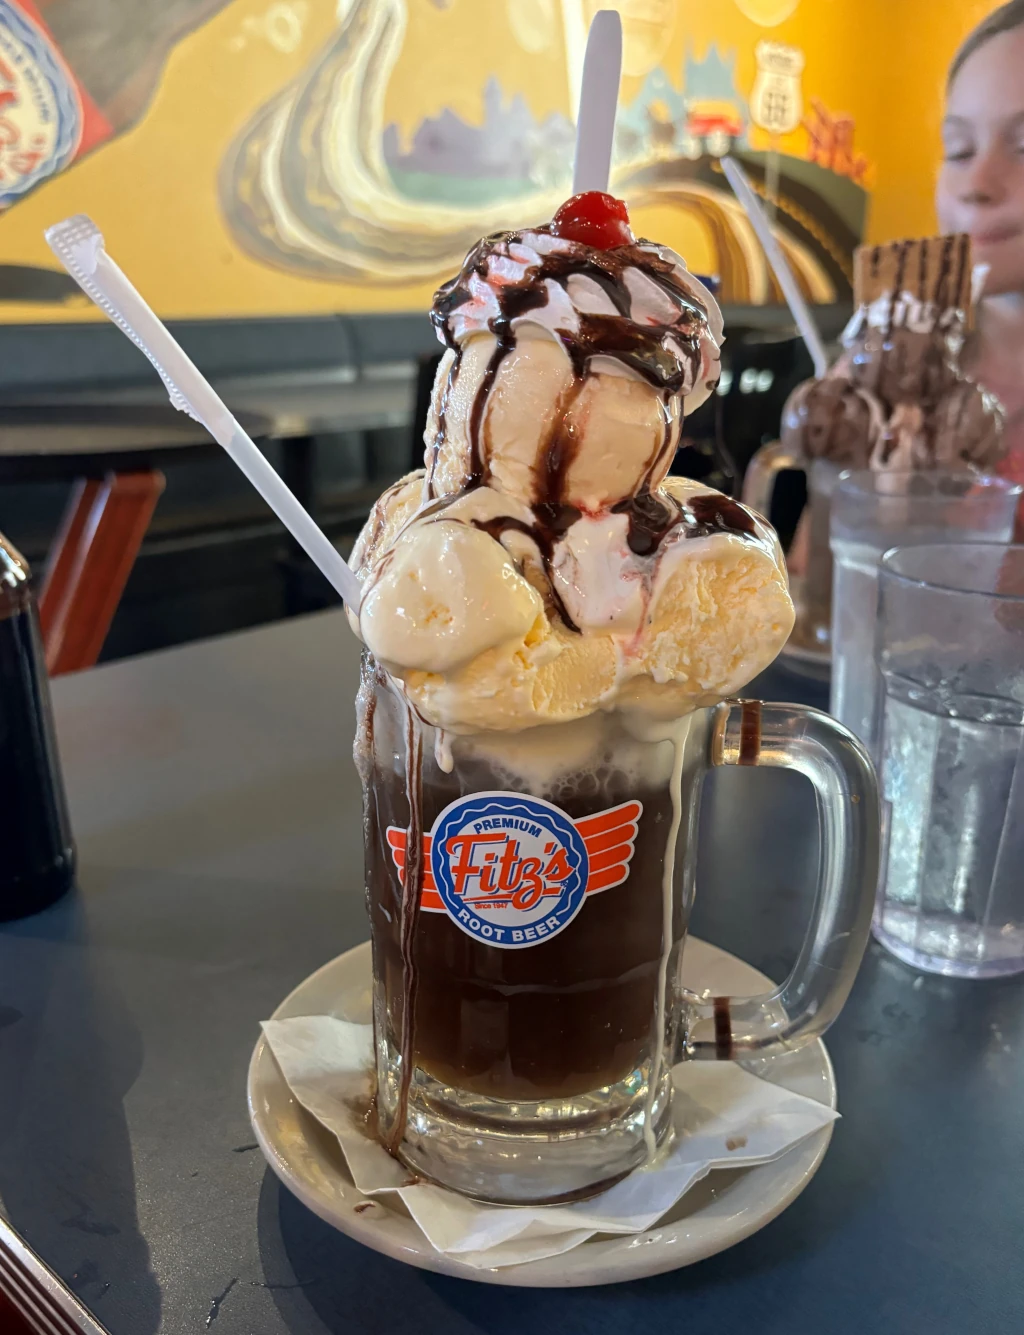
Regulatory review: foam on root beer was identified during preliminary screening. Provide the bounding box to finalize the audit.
[349,192,794,734]
[782,234,1005,471]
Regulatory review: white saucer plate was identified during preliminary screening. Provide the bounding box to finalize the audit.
[249,938,835,1287]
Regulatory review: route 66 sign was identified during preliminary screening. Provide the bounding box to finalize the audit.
[750,41,805,137]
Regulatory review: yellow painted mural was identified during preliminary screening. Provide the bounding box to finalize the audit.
[0,0,1001,323]
[866,0,1002,247]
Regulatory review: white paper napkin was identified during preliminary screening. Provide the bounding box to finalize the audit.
[261,1015,837,1269]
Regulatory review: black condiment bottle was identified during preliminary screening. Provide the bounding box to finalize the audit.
[0,535,75,921]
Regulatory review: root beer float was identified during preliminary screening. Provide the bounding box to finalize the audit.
[349,188,797,1195]
[40,21,878,1209]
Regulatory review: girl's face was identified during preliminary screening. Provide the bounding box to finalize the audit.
[938,26,1024,296]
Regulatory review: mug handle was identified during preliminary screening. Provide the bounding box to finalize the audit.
[677,699,879,1061]
[741,440,802,522]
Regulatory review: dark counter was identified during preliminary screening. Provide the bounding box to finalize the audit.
[0,612,1021,1333]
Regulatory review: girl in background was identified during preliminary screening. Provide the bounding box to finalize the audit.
[938,1,1024,528]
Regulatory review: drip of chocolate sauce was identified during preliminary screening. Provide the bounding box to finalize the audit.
[951,236,969,318]
[471,507,581,631]
[642,398,680,495]
[389,704,425,1157]
[538,378,587,511]
[614,489,759,557]
[917,238,930,308]
[738,699,763,767]
[614,491,681,556]
[713,995,735,1060]
[885,241,911,341]
[922,238,960,404]
[464,284,553,488]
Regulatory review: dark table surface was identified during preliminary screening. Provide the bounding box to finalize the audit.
[1,612,1022,1335]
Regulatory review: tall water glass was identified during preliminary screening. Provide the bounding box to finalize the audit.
[830,472,1021,755]
[874,544,1024,977]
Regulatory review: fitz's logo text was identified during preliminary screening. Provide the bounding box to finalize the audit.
[387,794,641,949]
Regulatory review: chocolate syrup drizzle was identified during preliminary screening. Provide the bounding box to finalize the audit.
[428,226,711,496]
[858,235,974,450]
[389,704,425,1156]
[357,656,433,1165]
[418,225,759,627]
[713,996,735,1060]
[614,490,760,558]
[867,234,969,337]
[471,507,582,631]
[738,699,763,767]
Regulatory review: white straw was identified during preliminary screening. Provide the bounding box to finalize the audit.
[721,156,830,380]
[572,9,623,196]
[44,215,362,610]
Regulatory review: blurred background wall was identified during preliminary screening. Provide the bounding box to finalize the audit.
[0,0,1001,323]
[0,0,1005,664]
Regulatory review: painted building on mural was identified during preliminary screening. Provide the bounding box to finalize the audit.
[0,0,1004,322]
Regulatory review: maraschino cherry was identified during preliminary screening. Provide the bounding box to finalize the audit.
[551,191,634,249]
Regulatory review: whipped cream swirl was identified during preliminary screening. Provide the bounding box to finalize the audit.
[431,227,723,414]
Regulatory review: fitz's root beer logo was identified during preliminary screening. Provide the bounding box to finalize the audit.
[388,792,642,949]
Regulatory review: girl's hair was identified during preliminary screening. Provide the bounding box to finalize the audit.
[949,1,1024,86]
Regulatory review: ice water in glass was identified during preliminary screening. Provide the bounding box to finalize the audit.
[829,472,1021,756]
[874,544,1024,977]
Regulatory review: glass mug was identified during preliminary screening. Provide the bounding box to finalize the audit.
[358,658,879,1205]
[743,442,841,674]
[830,471,1021,758]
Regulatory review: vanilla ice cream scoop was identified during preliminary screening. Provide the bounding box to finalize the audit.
[424,209,722,511]
[350,193,794,733]
[353,471,792,732]
[359,519,545,675]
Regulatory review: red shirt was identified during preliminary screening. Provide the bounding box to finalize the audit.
[964,323,1024,540]
[978,373,1024,538]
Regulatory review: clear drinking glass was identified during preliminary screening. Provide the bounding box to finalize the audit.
[744,444,841,675]
[874,544,1024,978]
[358,657,879,1204]
[830,472,1021,756]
